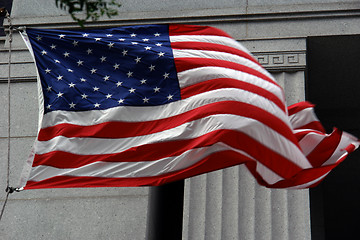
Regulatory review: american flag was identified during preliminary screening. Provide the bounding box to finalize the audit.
[19,24,359,189]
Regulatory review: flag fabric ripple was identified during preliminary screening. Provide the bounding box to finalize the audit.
[19,24,359,190]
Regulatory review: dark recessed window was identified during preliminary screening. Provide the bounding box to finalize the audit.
[307,35,360,240]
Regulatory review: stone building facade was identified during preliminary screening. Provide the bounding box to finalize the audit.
[1,1,360,239]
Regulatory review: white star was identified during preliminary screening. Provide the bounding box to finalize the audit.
[119,38,125,41]
[154,33,160,37]
[83,33,89,37]
[107,42,114,48]
[46,86,52,92]
[36,35,42,41]
[153,87,160,93]
[59,34,66,39]
[143,97,149,103]
[54,59,61,64]
[103,75,110,81]
[131,42,138,45]
[167,94,174,100]
[140,79,147,84]
[156,43,162,47]
[158,52,165,57]
[69,102,76,109]
[116,81,123,87]
[41,50,47,55]
[94,103,101,108]
[129,88,136,93]
[142,38,149,42]
[130,33,136,37]
[72,40,79,46]
[57,75,63,81]
[46,104,51,109]
[77,60,84,66]
[113,63,120,70]
[106,94,112,99]
[68,82,76,88]
[45,68,51,74]
[57,92,64,98]
[50,44,56,49]
[80,78,87,82]
[127,71,133,78]
[100,56,107,62]
[67,69,73,72]
[94,38,102,42]
[118,99,124,104]
[63,52,70,57]
[144,46,152,50]
[81,93,88,99]
[86,49,93,54]
[122,50,128,56]
[163,72,170,79]
[93,86,99,91]
[149,65,155,71]
[106,34,113,37]
[90,68,97,74]
[135,57,141,63]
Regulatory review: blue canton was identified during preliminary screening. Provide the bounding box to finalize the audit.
[26,25,181,113]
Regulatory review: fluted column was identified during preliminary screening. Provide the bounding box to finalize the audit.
[182,71,311,240]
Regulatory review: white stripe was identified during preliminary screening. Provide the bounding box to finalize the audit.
[35,114,312,169]
[298,132,326,156]
[29,141,285,185]
[322,131,359,166]
[40,88,288,129]
[30,143,225,181]
[289,107,320,130]
[29,142,235,181]
[20,30,45,131]
[255,161,284,185]
[177,66,283,101]
[172,49,272,79]
[170,35,251,55]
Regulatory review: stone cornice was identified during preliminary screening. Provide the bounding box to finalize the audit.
[6,2,360,29]
[253,51,306,72]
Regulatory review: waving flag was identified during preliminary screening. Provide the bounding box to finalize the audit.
[19,24,359,190]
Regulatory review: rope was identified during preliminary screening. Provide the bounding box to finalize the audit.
[6,10,12,192]
[0,9,21,223]
[0,191,10,222]
[0,187,19,221]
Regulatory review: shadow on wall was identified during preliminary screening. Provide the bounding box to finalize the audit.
[0,0,13,36]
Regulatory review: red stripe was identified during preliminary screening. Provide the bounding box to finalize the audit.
[171,41,258,64]
[180,78,286,112]
[169,24,232,38]
[38,101,289,141]
[288,101,315,116]
[25,150,252,189]
[306,128,343,167]
[33,129,302,179]
[26,148,298,189]
[27,146,353,190]
[269,160,343,188]
[174,57,279,87]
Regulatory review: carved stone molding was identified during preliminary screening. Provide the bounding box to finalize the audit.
[253,51,306,72]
